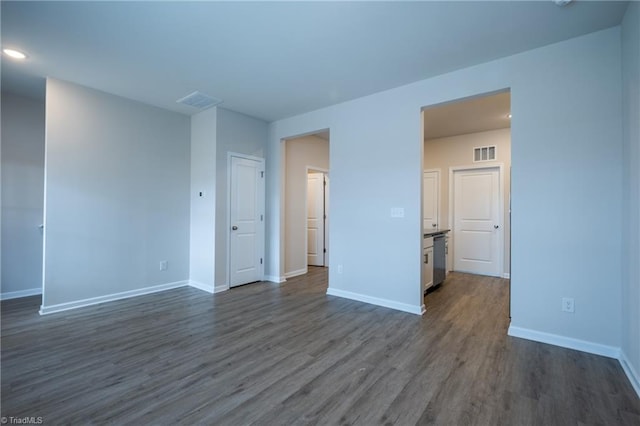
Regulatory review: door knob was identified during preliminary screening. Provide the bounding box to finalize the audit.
[232,226,238,230]
[432,224,437,228]
[494,225,499,229]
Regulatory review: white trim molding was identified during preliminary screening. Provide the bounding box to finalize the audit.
[39,280,189,315]
[214,284,230,293]
[326,287,423,315]
[507,325,620,359]
[619,350,640,398]
[504,325,640,398]
[188,280,215,294]
[188,280,228,294]
[503,273,511,279]
[284,268,307,279]
[1,287,42,301]
[264,275,286,283]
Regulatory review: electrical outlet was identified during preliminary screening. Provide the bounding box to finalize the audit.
[562,297,574,313]
[159,260,168,271]
[337,264,343,274]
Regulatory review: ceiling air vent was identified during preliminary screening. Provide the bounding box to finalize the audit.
[474,145,497,162]
[176,91,223,110]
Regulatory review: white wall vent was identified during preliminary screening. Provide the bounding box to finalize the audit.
[474,145,497,162]
[176,91,223,110]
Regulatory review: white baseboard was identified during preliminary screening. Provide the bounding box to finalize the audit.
[284,268,307,279]
[619,349,640,398]
[1,287,42,301]
[326,287,423,315]
[39,280,189,315]
[188,280,215,294]
[503,272,511,279]
[264,275,286,283]
[507,325,620,359]
[214,284,229,293]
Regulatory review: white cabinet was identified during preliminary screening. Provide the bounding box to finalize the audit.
[423,237,434,293]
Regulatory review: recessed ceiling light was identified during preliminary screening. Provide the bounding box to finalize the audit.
[3,48,27,60]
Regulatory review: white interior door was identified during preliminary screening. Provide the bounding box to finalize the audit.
[229,155,264,287]
[307,172,325,266]
[423,170,439,231]
[453,167,501,277]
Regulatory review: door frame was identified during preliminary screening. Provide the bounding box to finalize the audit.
[448,163,505,277]
[305,166,329,267]
[227,152,266,287]
[423,168,441,232]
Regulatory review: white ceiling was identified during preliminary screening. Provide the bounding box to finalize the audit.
[424,91,511,140]
[1,1,629,122]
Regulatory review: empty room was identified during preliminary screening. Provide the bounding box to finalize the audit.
[1,1,639,424]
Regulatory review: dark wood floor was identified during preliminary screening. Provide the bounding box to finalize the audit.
[2,269,638,425]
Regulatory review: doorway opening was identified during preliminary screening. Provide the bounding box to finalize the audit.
[421,90,512,291]
[283,131,330,279]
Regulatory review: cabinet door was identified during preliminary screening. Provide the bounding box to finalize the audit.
[423,246,434,291]
[423,171,439,231]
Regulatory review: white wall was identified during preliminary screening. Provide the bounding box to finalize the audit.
[621,1,640,394]
[214,108,268,287]
[189,107,217,292]
[267,28,623,349]
[269,94,424,315]
[284,135,329,277]
[424,128,511,276]
[1,92,45,298]
[509,28,622,353]
[42,79,191,310]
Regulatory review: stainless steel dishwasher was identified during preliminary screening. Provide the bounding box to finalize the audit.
[433,234,446,286]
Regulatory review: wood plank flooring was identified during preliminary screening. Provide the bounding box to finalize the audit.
[2,268,639,425]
